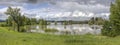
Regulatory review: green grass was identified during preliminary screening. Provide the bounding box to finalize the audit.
[0,27,120,45]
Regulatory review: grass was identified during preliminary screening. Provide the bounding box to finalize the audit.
[0,27,120,45]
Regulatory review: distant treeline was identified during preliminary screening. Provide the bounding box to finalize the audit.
[47,17,106,25]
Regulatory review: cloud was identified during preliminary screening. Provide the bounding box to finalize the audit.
[0,0,114,20]
[0,0,56,6]
[0,0,115,6]
[0,0,114,13]
[0,6,25,20]
[24,8,108,19]
[2,6,109,20]
[50,1,110,14]
[0,0,27,6]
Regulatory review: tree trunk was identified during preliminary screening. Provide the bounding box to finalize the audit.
[17,24,20,32]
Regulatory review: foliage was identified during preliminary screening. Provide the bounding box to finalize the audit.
[44,28,58,32]
[54,21,57,25]
[0,22,7,27]
[63,21,69,25]
[5,7,22,32]
[39,19,47,29]
[30,18,37,25]
[102,0,120,37]
[39,19,47,25]
[101,21,117,37]
[88,17,105,25]
[5,7,38,32]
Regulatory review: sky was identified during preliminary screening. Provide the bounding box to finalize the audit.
[0,0,115,21]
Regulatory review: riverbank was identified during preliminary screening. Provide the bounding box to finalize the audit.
[0,27,120,45]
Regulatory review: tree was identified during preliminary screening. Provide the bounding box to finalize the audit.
[63,21,68,29]
[101,21,117,37]
[110,0,120,36]
[102,0,120,37]
[54,21,57,25]
[88,17,105,25]
[6,16,13,26]
[30,18,37,25]
[5,7,22,32]
[68,20,72,25]
[39,19,47,29]
[88,17,94,25]
[6,16,17,30]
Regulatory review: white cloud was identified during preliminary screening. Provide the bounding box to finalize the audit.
[0,7,8,13]
[72,11,94,17]
[0,0,113,20]
[52,1,109,13]
[89,0,96,3]
[0,6,25,13]
[0,6,25,20]
[0,5,110,20]
[100,13,110,16]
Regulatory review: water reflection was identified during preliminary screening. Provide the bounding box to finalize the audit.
[29,24,102,35]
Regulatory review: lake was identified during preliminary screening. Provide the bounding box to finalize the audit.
[29,24,102,35]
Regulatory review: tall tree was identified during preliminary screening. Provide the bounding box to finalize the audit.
[5,7,22,32]
[102,0,120,37]
[110,0,120,35]
[39,19,47,29]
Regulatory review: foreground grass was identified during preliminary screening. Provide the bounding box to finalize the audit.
[0,27,120,45]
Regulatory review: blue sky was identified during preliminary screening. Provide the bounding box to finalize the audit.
[0,0,115,21]
[24,2,52,9]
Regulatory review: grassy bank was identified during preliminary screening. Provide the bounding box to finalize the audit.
[0,27,120,45]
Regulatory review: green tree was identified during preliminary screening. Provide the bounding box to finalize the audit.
[63,21,68,29]
[101,21,117,37]
[30,18,37,25]
[110,0,120,35]
[6,16,13,26]
[39,19,47,29]
[88,17,105,25]
[88,17,95,25]
[5,7,22,32]
[102,0,120,37]
[54,21,57,25]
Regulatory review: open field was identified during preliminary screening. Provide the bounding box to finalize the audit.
[0,27,120,45]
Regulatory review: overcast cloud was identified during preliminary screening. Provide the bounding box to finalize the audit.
[0,0,115,20]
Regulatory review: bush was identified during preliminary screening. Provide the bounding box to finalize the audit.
[0,23,7,27]
[20,27,27,32]
[101,21,117,37]
[44,28,58,32]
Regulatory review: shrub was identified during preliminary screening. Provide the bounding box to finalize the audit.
[0,23,7,27]
[20,27,27,32]
[101,21,117,37]
[44,28,58,32]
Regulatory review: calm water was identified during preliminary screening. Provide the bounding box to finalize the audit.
[29,24,102,35]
